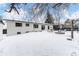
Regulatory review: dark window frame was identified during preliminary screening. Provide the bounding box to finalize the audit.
[26,23,29,27]
[41,25,45,30]
[17,32,21,34]
[3,29,7,34]
[48,26,49,29]
[15,22,22,27]
[33,24,38,28]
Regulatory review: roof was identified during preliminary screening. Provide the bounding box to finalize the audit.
[3,19,53,25]
[0,20,5,25]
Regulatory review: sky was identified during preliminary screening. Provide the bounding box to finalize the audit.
[0,3,79,23]
[69,4,79,16]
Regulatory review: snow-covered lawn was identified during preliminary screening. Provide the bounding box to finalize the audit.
[0,31,79,56]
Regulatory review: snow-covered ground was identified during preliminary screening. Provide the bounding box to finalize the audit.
[0,31,79,56]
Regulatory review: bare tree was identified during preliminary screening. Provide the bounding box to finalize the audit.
[32,3,70,24]
[45,10,54,24]
[5,3,19,14]
[5,3,70,22]
[5,3,27,14]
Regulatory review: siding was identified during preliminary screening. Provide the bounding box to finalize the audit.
[5,20,53,36]
[0,23,3,40]
[6,21,42,36]
[7,21,34,36]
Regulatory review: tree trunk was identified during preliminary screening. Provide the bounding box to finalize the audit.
[71,20,74,39]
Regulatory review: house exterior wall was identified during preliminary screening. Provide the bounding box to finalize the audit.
[45,25,48,31]
[6,21,34,36]
[33,23,42,32]
[0,23,3,40]
[48,24,53,31]
[5,20,53,36]
[6,21,44,36]
[41,24,53,31]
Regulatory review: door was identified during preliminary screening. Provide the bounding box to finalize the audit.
[41,25,45,30]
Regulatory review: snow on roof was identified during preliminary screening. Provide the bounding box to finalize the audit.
[2,19,53,25]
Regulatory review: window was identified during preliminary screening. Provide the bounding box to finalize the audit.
[41,25,45,30]
[26,23,29,27]
[26,31,29,33]
[33,24,38,28]
[17,32,21,34]
[3,29,7,34]
[48,26,49,29]
[15,23,22,27]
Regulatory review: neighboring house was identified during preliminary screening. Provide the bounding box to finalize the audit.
[64,19,72,30]
[64,19,77,31]
[1,19,53,36]
[75,19,79,31]
[53,24,65,30]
